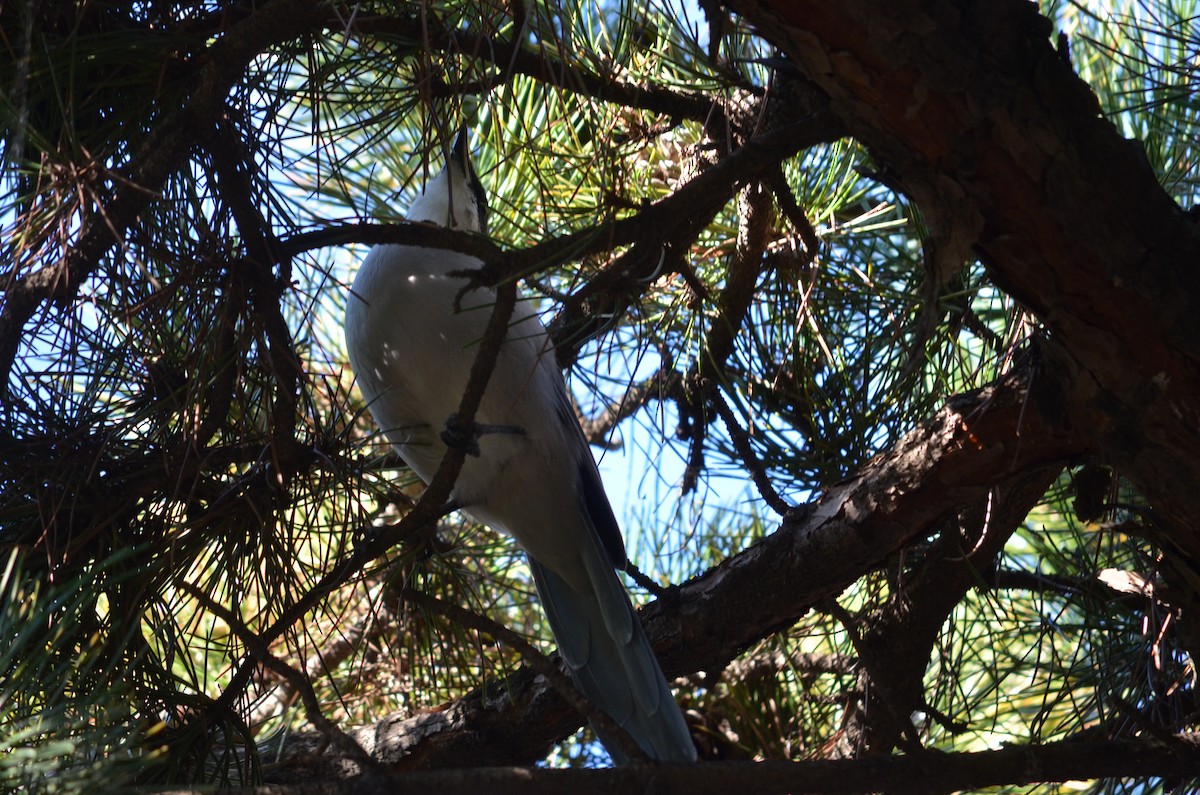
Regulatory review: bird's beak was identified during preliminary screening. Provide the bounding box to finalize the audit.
[452,127,470,167]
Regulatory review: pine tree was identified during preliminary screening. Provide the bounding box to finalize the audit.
[2,1,1198,792]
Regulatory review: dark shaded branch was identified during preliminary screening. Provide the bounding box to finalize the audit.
[204,120,305,474]
[193,734,1200,795]
[351,12,725,125]
[988,565,1165,607]
[840,463,1064,757]
[681,180,775,498]
[278,112,840,286]
[279,221,502,264]
[701,182,772,380]
[820,597,924,755]
[766,165,820,263]
[710,387,791,515]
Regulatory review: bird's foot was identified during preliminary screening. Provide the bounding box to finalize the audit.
[353,524,382,555]
[440,413,525,456]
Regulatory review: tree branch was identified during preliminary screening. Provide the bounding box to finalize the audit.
[349,11,727,126]
[167,733,1200,795]
[278,111,839,285]
[204,119,305,476]
[686,179,792,507]
[727,0,1200,559]
[262,345,1090,772]
[838,463,1063,757]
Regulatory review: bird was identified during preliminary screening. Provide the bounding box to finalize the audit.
[343,130,697,765]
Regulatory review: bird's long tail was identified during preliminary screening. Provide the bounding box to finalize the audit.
[529,557,697,763]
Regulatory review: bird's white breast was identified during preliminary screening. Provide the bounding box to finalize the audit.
[344,243,580,543]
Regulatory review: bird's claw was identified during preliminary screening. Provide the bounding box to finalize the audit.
[441,413,481,455]
[440,413,526,456]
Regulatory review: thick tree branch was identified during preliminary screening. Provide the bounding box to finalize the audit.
[726,0,1200,559]
[169,733,1200,795]
[262,347,1089,773]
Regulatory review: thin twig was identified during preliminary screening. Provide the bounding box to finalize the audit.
[577,368,680,447]
[766,164,820,263]
[680,181,772,496]
[710,387,791,515]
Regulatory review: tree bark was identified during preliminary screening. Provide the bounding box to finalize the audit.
[836,463,1062,758]
[169,733,1200,795]
[725,0,1200,559]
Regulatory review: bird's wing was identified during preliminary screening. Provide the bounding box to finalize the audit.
[550,389,628,570]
